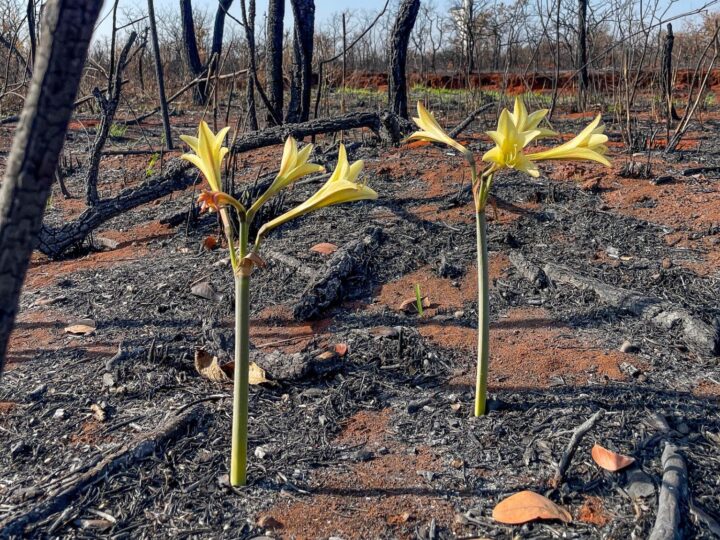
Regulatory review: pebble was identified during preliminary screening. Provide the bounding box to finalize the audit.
[620,340,640,353]
[625,468,656,499]
[102,373,116,387]
[53,408,65,419]
[661,257,673,269]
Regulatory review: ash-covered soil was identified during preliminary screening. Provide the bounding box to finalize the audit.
[1,109,719,539]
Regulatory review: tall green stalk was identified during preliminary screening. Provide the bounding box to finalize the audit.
[230,221,250,486]
[474,209,490,417]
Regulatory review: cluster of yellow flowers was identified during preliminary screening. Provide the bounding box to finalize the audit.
[409,97,609,184]
[180,123,377,260]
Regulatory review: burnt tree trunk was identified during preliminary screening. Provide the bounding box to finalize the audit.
[240,0,258,130]
[286,0,314,123]
[84,32,138,206]
[179,0,234,104]
[265,0,284,125]
[0,0,102,375]
[148,0,173,149]
[661,23,679,124]
[26,0,37,70]
[577,0,589,106]
[388,0,420,119]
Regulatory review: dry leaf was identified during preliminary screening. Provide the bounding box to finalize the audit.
[202,236,218,250]
[492,491,572,525]
[64,319,96,335]
[194,349,229,382]
[310,242,338,255]
[213,358,270,385]
[190,281,221,301]
[335,343,349,356]
[399,296,431,313]
[249,362,269,385]
[591,443,635,472]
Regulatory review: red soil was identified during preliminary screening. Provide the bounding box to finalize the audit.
[373,256,509,316]
[262,408,459,540]
[249,305,333,354]
[431,307,633,391]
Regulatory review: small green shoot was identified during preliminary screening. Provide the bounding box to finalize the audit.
[414,283,423,316]
[109,123,128,139]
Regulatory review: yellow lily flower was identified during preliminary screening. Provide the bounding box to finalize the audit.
[180,121,230,192]
[256,144,377,242]
[526,114,610,166]
[482,109,543,177]
[407,101,472,160]
[510,96,556,138]
[249,137,324,217]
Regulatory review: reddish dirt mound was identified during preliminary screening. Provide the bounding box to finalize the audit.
[373,257,509,316]
[426,307,633,390]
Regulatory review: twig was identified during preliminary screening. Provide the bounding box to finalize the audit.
[552,409,605,486]
[448,102,495,139]
[649,443,687,540]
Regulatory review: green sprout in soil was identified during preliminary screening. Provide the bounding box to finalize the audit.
[415,283,423,316]
[406,98,610,416]
[180,122,377,486]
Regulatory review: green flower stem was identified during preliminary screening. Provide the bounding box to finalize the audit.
[474,209,490,417]
[230,221,250,486]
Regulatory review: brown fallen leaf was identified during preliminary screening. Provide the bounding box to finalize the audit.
[335,343,349,356]
[399,296,431,313]
[64,319,96,336]
[197,350,270,385]
[310,242,338,255]
[492,490,572,525]
[190,281,221,302]
[202,236,218,251]
[591,443,636,472]
[194,349,229,382]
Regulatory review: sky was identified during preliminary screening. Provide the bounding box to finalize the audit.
[94,0,717,41]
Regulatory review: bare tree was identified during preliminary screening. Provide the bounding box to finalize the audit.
[265,0,284,125]
[577,0,589,106]
[661,23,679,124]
[388,0,420,118]
[0,0,102,374]
[179,0,234,104]
[148,0,173,149]
[85,32,139,206]
[240,0,258,130]
[286,0,315,123]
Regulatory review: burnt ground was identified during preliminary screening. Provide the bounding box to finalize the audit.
[1,103,720,539]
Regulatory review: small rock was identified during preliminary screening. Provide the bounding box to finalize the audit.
[75,519,113,531]
[651,175,674,186]
[350,450,374,462]
[453,310,465,319]
[676,421,691,435]
[620,361,641,377]
[620,340,640,354]
[90,404,106,422]
[625,468,656,499]
[254,446,272,459]
[11,441,29,459]
[53,408,65,420]
[102,373,116,387]
[661,258,673,269]
[27,384,47,401]
[257,515,283,530]
[407,397,432,414]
